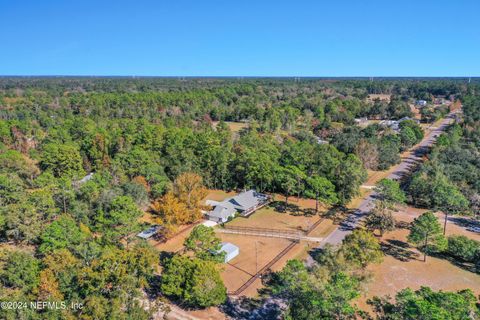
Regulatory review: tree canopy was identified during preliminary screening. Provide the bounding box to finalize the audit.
[408,212,447,262]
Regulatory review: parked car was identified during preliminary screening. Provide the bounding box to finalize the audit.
[137,225,161,239]
[466,226,480,233]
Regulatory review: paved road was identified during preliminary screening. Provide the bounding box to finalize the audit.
[318,110,460,247]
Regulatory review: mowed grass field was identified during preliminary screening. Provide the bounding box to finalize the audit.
[357,206,480,312]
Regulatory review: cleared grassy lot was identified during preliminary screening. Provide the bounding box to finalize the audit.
[357,206,480,312]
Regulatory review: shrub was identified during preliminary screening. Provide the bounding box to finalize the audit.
[447,235,480,263]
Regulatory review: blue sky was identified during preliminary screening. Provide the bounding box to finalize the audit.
[0,0,479,76]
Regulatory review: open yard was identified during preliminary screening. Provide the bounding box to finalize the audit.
[212,121,248,139]
[357,205,480,312]
[218,233,293,294]
[217,196,335,295]
[151,189,334,297]
[149,225,192,253]
[227,205,321,233]
[150,187,472,304]
[367,94,391,102]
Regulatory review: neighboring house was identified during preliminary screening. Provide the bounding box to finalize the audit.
[434,97,445,105]
[79,172,94,184]
[315,137,329,145]
[218,242,239,263]
[379,119,400,131]
[205,189,269,223]
[137,225,161,239]
[379,117,418,131]
[73,172,94,188]
[354,117,368,125]
[415,100,427,107]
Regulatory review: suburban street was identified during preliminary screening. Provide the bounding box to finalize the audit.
[319,110,461,247]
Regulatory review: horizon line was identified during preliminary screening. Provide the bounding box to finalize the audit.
[0,75,478,79]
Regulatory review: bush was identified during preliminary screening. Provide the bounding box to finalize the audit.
[161,254,226,308]
[447,235,480,263]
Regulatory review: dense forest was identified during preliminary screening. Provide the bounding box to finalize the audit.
[0,77,478,319]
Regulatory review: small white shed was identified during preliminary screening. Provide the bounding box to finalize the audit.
[219,242,239,263]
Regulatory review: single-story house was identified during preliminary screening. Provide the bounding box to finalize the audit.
[315,137,329,145]
[137,225,161,239]
[205,189,269,223]
[218,242,239,263]
[73,172,94,188]
[415,100,428,107]
[354,117,369,125]
[379,117,418,131]
[379,119,400,131]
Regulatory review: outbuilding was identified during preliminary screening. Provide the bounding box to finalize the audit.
[218,242,239,263]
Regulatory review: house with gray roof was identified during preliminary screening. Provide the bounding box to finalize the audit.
[379,117,418,132]
[205,190,269,223]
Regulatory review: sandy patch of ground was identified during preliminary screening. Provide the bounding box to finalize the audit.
[212,121,248,139]
[227,205,322,233]
[367,94,391,103]
[357,205,480,312]
[187,307,227,320]
[217,233,293,293]
[204,189,237,202]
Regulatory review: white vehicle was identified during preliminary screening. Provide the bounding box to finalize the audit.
[466,226,480,233]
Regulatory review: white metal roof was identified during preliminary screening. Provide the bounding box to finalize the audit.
[219,242,239,255]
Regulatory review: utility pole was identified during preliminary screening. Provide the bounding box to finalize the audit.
[443,212,448,235]
[423,233,429,262]
[255,241,258,274]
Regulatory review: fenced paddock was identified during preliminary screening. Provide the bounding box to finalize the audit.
[218,225,323,242]
[228,239,300,296]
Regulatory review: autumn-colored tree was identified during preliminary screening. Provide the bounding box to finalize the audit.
[173,172,207,208]
[173,172,207,221]
[151,192,189,236]
[132,175,150,192]
[38,268,64,301]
